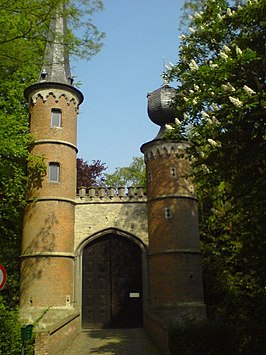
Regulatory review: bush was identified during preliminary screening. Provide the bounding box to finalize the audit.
[0,299,22,355]
[239,319,266,355]
[169,319,239,355]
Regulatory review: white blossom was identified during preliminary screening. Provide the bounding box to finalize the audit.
[202,164,210,173]
[243,85,256,96]
[189,27,196,34]
[211,104,219,111]
[180,55,187,63]
[183,113,188,119]
[229,96,243,108]
[223,45,231,53]
[194,11,202,19]
[236,45,242,56]
[189,59,199,71]
[206,117,213,124]
[192,98,198,105]
[201,111,210,119]
[165,124,174,131]
[227,83,236,91]
[183,97,188,102]
[207,138,220,147]
[222,84,228,91]
[175,117,181,125]
[194,84,200,91]
[189,89,194,94]
[169,61,175,68]
[212,116,221,125]
[210,62,219,68]
[227,8,233,16]
[217,13,223,21]
[198,151,205,158]
[220,51,229,60]
[222,82,236,92]
[179,34,187,40]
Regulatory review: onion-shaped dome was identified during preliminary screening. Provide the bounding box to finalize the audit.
[147,85,177,126]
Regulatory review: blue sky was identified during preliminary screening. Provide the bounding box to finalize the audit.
[73,0,185,173]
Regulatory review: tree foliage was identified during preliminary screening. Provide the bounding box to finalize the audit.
[0,3,104,349]
[0,0,104,69]
[77,158,107,187]
[105,156,146,187]
[164,0,266,345]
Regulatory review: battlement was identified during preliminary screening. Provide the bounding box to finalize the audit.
[76,186,147,203]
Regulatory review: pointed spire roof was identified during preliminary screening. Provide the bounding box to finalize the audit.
[39,9,72,85]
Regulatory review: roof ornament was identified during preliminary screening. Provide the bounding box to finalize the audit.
[40,69,48,82]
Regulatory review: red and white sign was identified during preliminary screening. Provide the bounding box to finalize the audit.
[0,264,7,290]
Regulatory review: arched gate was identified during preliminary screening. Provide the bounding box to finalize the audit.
[82,233,143,328]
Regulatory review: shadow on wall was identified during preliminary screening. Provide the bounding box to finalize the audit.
[20,210,58,300]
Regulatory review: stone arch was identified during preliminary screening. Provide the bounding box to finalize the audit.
[76,227,147,255]
[75,228,148,329]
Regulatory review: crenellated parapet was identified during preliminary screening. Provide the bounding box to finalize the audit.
[76,186,146,203]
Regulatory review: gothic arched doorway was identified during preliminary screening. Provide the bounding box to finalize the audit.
[82,233,143,328]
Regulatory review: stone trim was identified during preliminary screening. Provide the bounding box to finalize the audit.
[141,140,189,161]
[42,312,80,335]
[75,199,147,204]
[24,82,83,105]
[20,252,75,259]
[26,197,76,205]
[33,139,78,152]
[148,249,201,256]
[147,194,197,202]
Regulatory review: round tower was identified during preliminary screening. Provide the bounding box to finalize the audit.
[20,12,83,322]
[141,85,206,325]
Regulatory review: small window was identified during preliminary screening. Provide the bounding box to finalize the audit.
[49,163,60,182]
[164,207,172,219]
[51,109,62,127]
[171,167,177,177]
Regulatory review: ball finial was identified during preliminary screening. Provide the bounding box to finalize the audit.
[147,85,182,139]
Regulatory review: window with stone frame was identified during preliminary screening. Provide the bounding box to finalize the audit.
[51,109,62,127]
[48,162,60,182]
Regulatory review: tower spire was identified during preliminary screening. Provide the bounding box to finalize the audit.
[39,8,72,85]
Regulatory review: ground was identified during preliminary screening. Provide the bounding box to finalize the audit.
[58,328,163,355]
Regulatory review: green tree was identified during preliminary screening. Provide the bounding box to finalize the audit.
[164,0,265,350]
[105,156,146,187]
[0,1,104,351]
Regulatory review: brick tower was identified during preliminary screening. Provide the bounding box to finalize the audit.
[141,85,206,326]
[20,11,83,323]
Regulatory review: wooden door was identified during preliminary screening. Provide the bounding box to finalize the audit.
[82,235,143,328]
